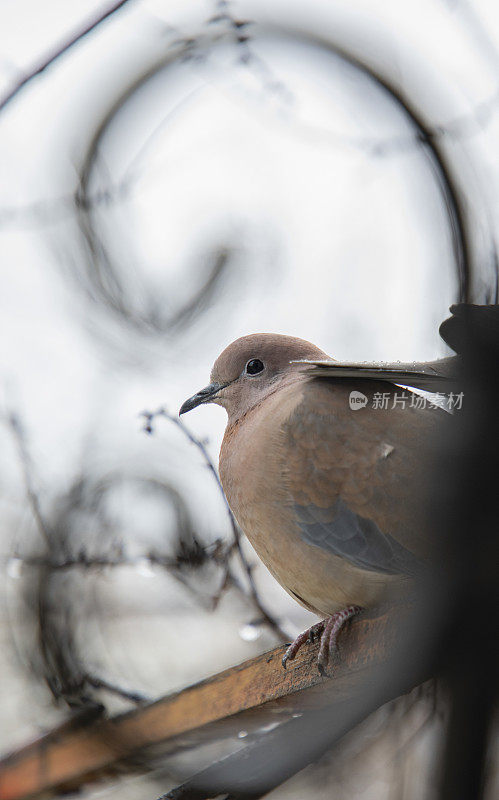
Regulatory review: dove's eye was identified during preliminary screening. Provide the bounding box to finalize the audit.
[245,359,264,376]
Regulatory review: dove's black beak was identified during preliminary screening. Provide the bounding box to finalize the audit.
[179,383,226,415]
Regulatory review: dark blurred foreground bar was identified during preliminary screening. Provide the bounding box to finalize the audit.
[0,604,421,800]
[5,304,496,800]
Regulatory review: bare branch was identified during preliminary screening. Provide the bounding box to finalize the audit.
[0,0,136,114]
[6,412,52,550]
[141,407,288,640]
[86,675,149,705]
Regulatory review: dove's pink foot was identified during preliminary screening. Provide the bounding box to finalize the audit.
[282,605,361,674]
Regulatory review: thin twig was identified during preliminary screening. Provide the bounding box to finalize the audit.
[5,412,155,709]
[7,412,52,549]
[5,547,242,614]
[86,674,149,704]
[0,0,136,114]
[141,407,287,639]
[6,552,186,572]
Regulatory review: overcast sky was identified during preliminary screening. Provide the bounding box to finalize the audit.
[1,0,499,777]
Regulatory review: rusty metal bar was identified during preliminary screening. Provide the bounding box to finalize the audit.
[0,605,415,800]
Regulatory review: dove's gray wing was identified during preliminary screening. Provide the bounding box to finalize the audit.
[282,378,441,576]
[292,356,460,392]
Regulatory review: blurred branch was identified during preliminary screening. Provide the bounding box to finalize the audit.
[1,17,489,308]
[5,406,281,718]
[304,37,470,303]
[5,544,223,573]
[0,0,495,308]
[7,412,51,549]
[6,541,242,613]
[85,675,148,705]
[0,0,136,114]
[3,81,499,231]
[4,415,171,710]
[141,407,288,640]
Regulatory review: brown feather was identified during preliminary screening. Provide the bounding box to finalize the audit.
[220,375,442,616]
[181,333,447,617]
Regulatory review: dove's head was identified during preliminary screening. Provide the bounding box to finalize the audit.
[180,333,327,423]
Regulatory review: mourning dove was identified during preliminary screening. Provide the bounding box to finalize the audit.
[180,334,458,672]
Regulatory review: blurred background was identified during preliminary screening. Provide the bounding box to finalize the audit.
[0,0,498,798]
